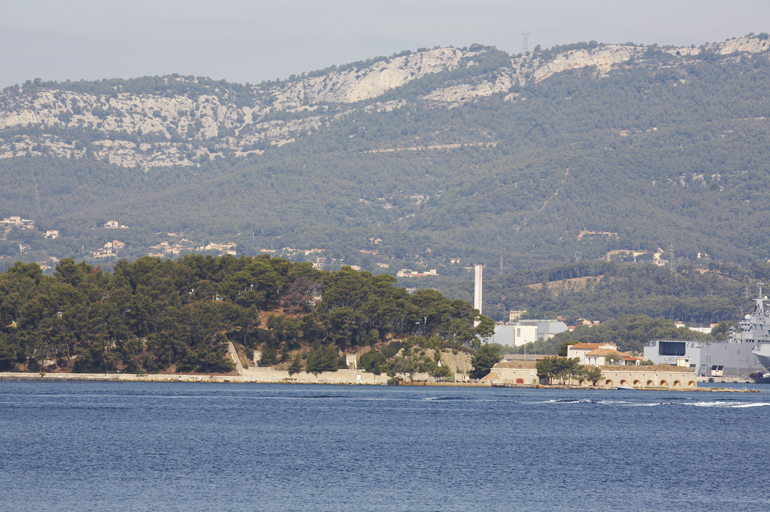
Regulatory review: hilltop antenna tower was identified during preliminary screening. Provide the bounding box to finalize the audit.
[522,33,530,53]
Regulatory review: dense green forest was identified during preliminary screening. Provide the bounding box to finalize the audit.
[2,37,770,277]
[0,255,492,373]
[428,260,767,323]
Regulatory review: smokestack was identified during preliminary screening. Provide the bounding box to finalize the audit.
[474,264,483,325]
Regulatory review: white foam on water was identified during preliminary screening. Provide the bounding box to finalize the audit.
[728,402,770,408]
[683,401,770,408]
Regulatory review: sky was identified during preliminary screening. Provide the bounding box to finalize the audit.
[2,0,769,88]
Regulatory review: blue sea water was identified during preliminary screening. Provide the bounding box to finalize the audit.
[0,381,768,512]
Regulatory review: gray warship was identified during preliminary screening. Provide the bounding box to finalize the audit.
[747,286,770,374]
[645,285,770,378]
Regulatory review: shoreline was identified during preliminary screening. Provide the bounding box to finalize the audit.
[0,372,760,392]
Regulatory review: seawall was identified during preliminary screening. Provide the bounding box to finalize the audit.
[0,369,392,385]
[484,362,700,389]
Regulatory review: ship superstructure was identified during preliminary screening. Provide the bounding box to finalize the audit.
[644,285,770,377]
[747,285,770,373]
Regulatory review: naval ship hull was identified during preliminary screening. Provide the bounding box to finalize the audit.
[751,345,770,374]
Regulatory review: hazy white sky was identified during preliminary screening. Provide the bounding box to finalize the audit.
[2,0,769,88]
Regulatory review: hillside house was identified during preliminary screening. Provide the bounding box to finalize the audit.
[204,243,236,252]
[397,269,438,278]
[2,216,35,229]
[150,241,185,255]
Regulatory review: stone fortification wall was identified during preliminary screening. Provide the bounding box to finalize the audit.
[598,366,697,388]
[240,368,390,384]
[0,365,698,388]
[484,366,540,386]
[0,369,391,385]
[485,362,698,388]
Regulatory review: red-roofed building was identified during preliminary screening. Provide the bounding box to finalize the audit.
[620,355,644,366]
[584,348,645,366]
[567,342,617,364]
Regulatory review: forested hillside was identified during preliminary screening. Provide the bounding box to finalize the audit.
[0,256,492,373]
[2,35,770,276]
[429,260,764,323]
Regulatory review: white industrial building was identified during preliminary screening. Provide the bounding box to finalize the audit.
[489,320,568,347]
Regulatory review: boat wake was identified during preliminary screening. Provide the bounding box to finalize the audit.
[538,398,770,408]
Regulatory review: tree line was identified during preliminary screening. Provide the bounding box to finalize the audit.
[0,255,493,373]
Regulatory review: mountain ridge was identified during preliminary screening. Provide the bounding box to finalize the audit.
[2,36,768,170]
[2,34,770,273]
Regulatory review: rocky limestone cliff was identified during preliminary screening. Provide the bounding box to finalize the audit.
[1,36,768,170]
[270,47,470,108]
[531,44,645,82]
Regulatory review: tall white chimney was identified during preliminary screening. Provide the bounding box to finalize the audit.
[474,264,483,325]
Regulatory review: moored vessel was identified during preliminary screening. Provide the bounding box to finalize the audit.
[740,285,770,373]
[645,285,770,377]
